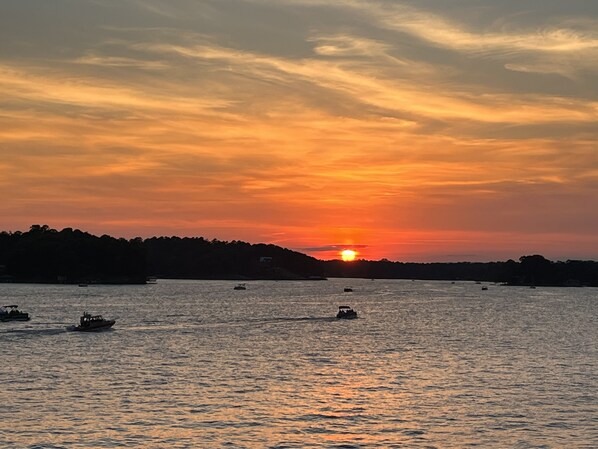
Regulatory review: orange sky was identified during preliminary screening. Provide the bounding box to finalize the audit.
[1,1,598,261]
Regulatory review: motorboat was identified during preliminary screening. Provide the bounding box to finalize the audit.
[234,283,247,290]
[336,305,357,319]
[0,305,30,321]
[481,286,488,290]
[343,287,353,292]
[67,312,115,332]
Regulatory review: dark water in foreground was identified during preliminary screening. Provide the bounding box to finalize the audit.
[1,279,596,448]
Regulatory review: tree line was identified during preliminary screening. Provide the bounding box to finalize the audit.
[0,225,147,284]
[0,226,597,286]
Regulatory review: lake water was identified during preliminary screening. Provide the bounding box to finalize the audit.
[1,279,596,448]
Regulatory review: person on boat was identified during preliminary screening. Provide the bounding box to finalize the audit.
[80,313,91,327]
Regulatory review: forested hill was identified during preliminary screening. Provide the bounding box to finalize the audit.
[0,225,147,284]
[0,225,324,283]
[1,226,597,286]
[143,236,324,280]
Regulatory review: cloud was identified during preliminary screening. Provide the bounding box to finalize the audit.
[134,40,598,126]
[74,54,169,69]
[0,64,235,117]
[301,244,369,252]
[309,34,393,58]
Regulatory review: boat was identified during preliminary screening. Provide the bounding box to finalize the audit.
[343,287,353,292]
[67,312,115,331]
[481,286,488,290]
[0,305,30,321]
[234,283,247,290]
[336,305,358,319]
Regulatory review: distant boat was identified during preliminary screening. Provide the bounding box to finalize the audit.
[481,286,488,291]
[67,312,115,332]
[234,283,246,290]
[0,305,30,322]
[336,305,358,319]
[344,287,353,292]
[146,277,157,284]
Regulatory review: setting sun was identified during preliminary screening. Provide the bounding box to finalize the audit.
[341,249,357,262]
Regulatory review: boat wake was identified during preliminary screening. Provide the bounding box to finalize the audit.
[0,327,69,337]
[226,316,338,325]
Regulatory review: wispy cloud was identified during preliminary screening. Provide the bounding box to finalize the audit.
[135,40,598,126]
[301,244,369,252]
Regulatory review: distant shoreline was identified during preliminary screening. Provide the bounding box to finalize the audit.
[0,277,593,288]
[1,226,597,287]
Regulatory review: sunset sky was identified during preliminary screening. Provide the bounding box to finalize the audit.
[1,0,598,262]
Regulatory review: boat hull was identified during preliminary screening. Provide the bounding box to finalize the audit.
[68,320,115,332]
[0,314,30,322]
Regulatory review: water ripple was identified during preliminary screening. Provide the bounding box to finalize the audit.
[1,279,596,448]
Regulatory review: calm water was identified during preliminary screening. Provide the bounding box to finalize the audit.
[1,279,596,448]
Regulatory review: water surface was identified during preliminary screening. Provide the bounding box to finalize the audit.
[1,279,596,448]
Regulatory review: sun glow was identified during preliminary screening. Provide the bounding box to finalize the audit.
[341,249,357,262]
